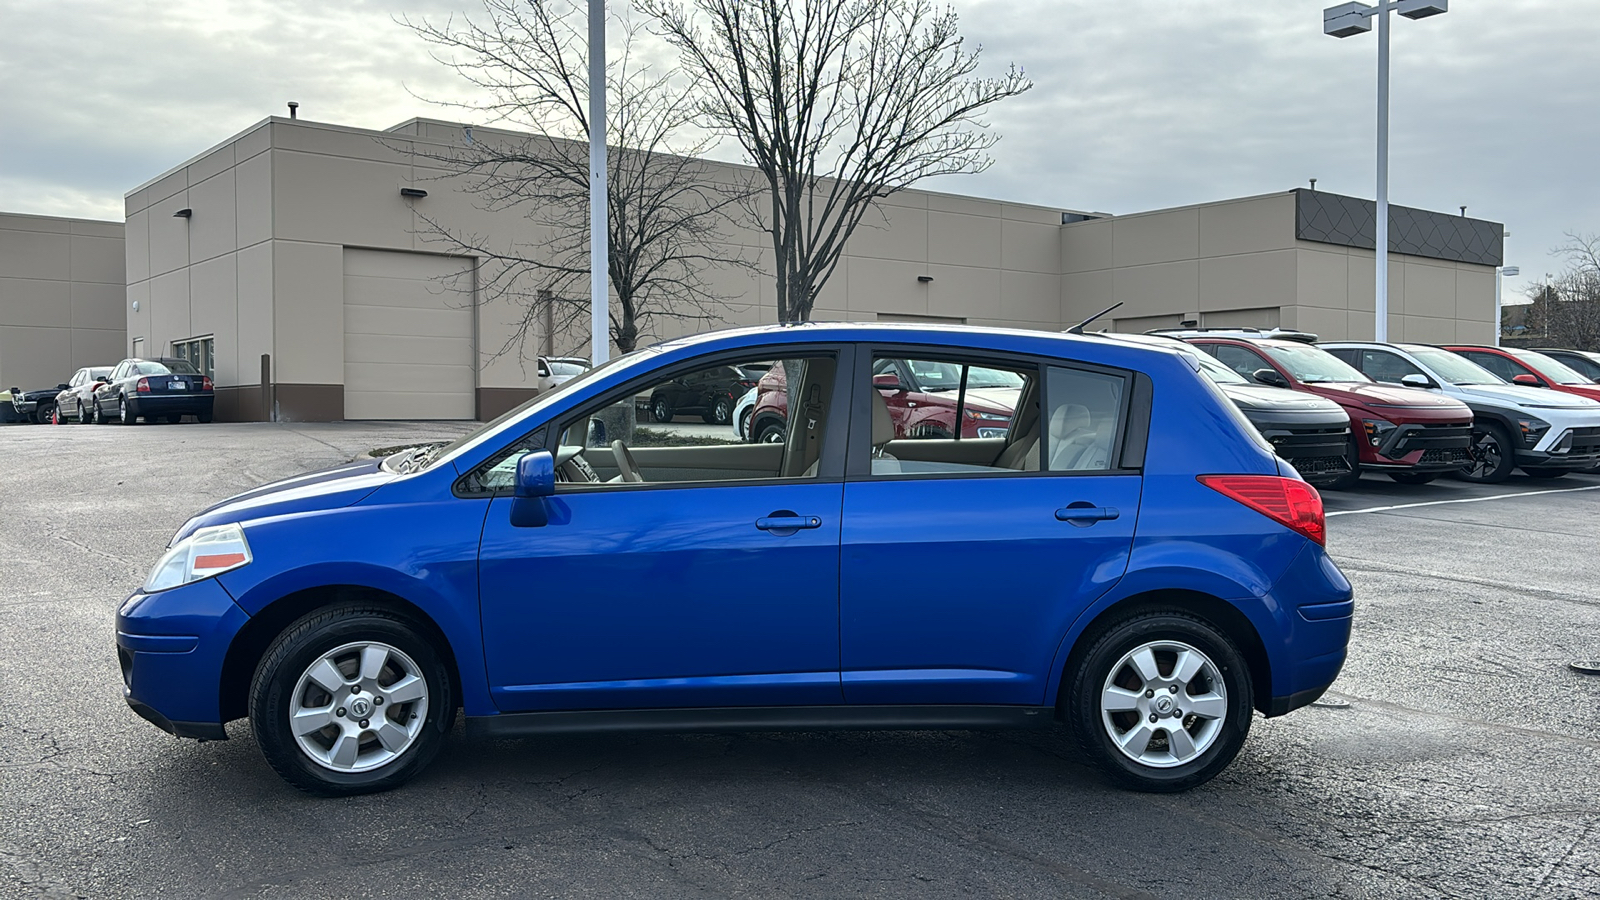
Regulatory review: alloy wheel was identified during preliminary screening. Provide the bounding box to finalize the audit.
[1467,432,1500,480]
[1099,640,1228,768]
[288,640,430,773]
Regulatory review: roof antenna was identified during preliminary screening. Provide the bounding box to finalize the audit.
[287,101,299,120]
[1067,301,1123,335]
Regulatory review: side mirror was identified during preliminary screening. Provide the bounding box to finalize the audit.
[96,377,110,384]
[1251,368,1289,388]
[510,450,556,528]
[1512,373,1544,387]
[57,383,70,391]
[872,374,904,391]
[1400,373,1434,388]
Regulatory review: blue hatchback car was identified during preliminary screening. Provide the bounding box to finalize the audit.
[118,324,1353,795]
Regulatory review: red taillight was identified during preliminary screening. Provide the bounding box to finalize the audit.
[1198,475,1326,546]
[136,377,150,393]
[201,376,213,391]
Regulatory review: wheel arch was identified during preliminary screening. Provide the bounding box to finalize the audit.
[219,584,462,723]
[1053,589,1273,717]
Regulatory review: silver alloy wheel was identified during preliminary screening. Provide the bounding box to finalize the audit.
[118,397,127,423]
[288,640,430,773]
[1100,640,1228,768]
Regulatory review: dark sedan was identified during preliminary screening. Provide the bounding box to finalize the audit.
[93,358,214,425]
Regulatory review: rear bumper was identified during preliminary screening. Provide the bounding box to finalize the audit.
[129,394,214,415]
[1261,544,1354,717]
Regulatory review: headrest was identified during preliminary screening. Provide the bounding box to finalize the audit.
[871,389,896,445]
[1050,403,1091,440]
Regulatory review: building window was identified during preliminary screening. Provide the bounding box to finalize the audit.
[172,336,215,378]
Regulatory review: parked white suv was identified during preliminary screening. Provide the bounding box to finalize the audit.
[1320,341,1600,482]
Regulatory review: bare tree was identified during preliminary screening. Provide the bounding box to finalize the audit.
[1522,233,1600,351]
[401,0,750,360]
[641,0,1031,323]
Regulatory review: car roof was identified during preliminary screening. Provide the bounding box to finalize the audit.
[648,321,1170,356]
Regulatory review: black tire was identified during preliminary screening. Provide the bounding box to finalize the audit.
[165,414,182,424]
[34,407,52,425]
[249,603,455,797]
[1387,471,1437,485]
[711,397,734,426]
[118,396,138,425]
[651,395,674,424]
[739,408,754,442]
[756,421,786,444]
[1522,467,1569,480]
[1455,422,1515,484]
[198,410,214,424]
[77,402,92,425]
[91,401,105,425]
[1322,434,1363,491]
[1066,610,1253,793]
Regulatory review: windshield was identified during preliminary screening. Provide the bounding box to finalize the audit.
[1261,344,1369,383]
[546,361,587,377]
[1512,350,1595,385]
[416,349,649,471]
[1406,347,1504,385]
[1193,351,1250,384]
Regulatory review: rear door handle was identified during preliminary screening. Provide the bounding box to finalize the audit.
[1055,505,1120,524]
[756,515,823,532]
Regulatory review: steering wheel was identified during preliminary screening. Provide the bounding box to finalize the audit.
[610,439,643,483]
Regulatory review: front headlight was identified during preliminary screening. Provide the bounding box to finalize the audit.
[142,523,253,593]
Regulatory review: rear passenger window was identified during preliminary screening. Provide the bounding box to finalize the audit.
[864,355,1037,476]
[1045,367,1126,472]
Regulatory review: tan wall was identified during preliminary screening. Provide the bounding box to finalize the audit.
[0,213,126,392]
[1062,192,1495,342]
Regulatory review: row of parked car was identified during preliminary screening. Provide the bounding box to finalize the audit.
[720,330,1600,488]
[4,357,215,425]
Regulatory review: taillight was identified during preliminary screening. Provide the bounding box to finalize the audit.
[136,377,150,393]
[201,376,214,391]
[1198,475,1325,546]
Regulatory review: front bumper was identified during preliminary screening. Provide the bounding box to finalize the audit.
[1521,426,1600,469]
[12,398,37,414]
[117,577,249,740]
[1364,421,1474,471]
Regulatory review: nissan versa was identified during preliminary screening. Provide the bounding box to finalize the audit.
[117,324,1353,796]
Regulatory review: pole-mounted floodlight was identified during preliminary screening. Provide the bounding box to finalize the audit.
[1324,0,1447,343]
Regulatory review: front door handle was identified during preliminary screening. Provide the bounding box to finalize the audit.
[756,513,823,533]
[1055,505,1120,526]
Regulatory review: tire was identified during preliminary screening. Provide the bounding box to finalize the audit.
[651,395,674,424]
[91,401,105,425]
[77,402,91,425]
[198,410,214,424]
[249,604,455,797]
[1522,467,1569,480]
[1455,422,1515,484]
[739,408,754,442]
[1387,471,1437,485]
[118,396,138,426]
[48,408,59,425]
[165,414,182,424]
[1066,610,1253,793]
[756,421,786,444]
[710,397,734,426]
[1322,434,1363,491]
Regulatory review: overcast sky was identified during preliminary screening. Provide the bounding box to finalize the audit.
[2,0,1595,302]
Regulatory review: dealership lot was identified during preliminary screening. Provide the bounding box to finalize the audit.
[3,422,1600,898]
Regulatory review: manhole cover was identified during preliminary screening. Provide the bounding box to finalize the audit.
[1311,696,1351,709]
[1569,661,1600,676]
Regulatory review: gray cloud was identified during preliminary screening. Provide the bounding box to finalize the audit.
[2,0,1594,298]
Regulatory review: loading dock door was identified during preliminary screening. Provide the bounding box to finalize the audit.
[342,249,475,420]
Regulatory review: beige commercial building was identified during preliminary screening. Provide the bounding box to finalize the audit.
[0,213,127,394]
[122,114,1502,422]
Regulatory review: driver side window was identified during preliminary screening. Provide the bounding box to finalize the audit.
[550,354,838,488]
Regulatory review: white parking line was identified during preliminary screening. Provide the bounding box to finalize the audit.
[1327,484,1600,517]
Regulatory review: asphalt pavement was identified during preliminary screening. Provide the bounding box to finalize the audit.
[3,420,1600,898]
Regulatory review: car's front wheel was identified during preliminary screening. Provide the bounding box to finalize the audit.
[651,396,674,424]
[1456,423,1514,484]
[1067,610,1252,793]
[1322,435,1363,491]
[250,604,454,796]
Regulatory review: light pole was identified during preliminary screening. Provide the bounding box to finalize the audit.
[588,0,609,364]
[1323,0,1448,343]
[1496,264,1519,346]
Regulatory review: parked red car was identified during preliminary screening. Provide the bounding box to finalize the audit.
[1443,345,1600,403]
[747,358,1018,444]
[1182,336,1474,488]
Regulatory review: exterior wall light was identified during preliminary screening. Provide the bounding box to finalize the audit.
[173,208,192,218]
[917,275,934,283]
[400,188,428,199]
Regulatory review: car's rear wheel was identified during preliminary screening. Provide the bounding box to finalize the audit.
[756,421,786,444]
[118,396,138,425]
[739,408,754,441]
[1067,610,1252,792]
[1522,467,1569,480]
[91,401,105,425]
[1456,423,1514,484]
[709,396,733,426]
[1387,471,1436,485]
[77,402,91,425]
[651,396,674,424]
[250,604,454,796]
[198,410,214,424]
[165,413,182,424]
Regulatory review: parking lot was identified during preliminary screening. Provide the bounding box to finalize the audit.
[4,420,1600,898]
